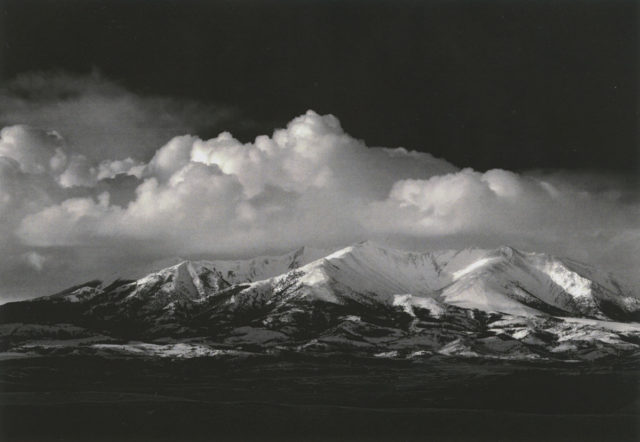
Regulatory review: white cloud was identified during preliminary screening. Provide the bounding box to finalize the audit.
[0,125,66,175]
[17,110,457,256]
[23,252,46,272]
[367,168,578,235]
[57,154,144,188]
[0,84,637,301]
[365,168,640,282]
[0,122,143,192]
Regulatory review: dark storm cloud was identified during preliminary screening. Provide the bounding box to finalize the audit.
[2,0,636,172]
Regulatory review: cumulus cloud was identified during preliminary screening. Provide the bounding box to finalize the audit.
[57,155,145,188]
[0,125,66,175]
[365,168,640,280]
[16,111,456,255]
[366,168,634,236]
[0,83,637,301]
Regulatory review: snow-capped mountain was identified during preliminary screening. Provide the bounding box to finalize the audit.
[1,242,639,361]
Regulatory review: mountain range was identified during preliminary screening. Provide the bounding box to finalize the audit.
[1,241,639,361]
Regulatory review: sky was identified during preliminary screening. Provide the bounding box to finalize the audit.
[0,0,638,301]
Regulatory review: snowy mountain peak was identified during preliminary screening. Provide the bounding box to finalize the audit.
[2,241,640,362]
[9,242,640,323]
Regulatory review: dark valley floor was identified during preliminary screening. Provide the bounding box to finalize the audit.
[1,354,638,442]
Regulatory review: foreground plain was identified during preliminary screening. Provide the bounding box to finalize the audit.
[1,354,638,442]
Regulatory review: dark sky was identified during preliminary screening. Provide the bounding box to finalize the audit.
[1,0,638,172]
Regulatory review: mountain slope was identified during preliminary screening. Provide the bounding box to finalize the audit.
[213,242,639,319]
[1,242,639,361]
[438,246,640,319]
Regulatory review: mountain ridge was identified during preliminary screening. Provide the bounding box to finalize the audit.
[1,242,639,362]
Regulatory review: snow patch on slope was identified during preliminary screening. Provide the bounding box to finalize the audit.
[392,294,445,317]
[452,257,502,280]
[540,261,593,300]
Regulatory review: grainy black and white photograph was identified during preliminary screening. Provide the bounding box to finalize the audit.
[0,1,638,441]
